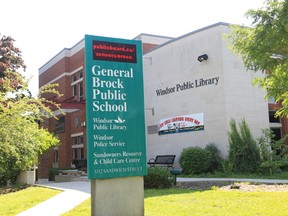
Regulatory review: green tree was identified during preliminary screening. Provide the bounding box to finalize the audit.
[228,119,261,173]
[258,129,288,174]
[227,0,288,117]
[0,34,62,185]
[0,34,26,93]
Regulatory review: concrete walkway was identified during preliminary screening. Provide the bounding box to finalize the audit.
[16,181,91,216]
[16,178,288,216]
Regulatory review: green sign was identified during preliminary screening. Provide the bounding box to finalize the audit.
[85,35,147,179]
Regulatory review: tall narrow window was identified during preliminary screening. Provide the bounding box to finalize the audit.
[79,82,83,101]
[73,148,78,159]
[79,70,83,79]
[54,150,59,163]
[72,74,77,82]
[55,116,65,134]
[71,69,84,102]
[79,136,84,144]
[80,148,84,159]
[72,85,77,96]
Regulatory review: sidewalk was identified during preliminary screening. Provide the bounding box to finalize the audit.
[16,178,288,216]
[16,181,91,216]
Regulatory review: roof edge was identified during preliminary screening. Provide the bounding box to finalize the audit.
[39,38,84,72]
[144,22,231,55]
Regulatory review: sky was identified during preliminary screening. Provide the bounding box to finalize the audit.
[1,0,264,95]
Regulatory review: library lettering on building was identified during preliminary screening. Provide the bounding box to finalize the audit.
[37,22,288,182]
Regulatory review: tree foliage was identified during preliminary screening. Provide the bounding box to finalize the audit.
[0,34,62,185]
[227,0,288,117]
[0,34,26,93]
[228,119,261,173]
[258,129,288,174]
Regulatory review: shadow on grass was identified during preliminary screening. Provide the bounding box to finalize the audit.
[144,188,200,198]
[145,180,242,198]
[0,184,30,195]
[177,181,237,190]
[180,171,288,180]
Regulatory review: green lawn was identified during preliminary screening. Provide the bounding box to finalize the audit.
[182,171,288,180]
[0,186,61,216]
[2,184,288,216]
[62,188,288,216]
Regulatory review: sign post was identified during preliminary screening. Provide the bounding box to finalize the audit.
[85,35,146,215]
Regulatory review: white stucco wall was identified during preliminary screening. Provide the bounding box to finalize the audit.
[143,23,269,164]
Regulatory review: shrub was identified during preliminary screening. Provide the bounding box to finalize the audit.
[277,158,288,171]
[179,146,211,175]
[257,128,273,162]
[205,143,223,173]
[228,118,260,173]
[48,168,59,181]
[258,131,288,174]
[144,167,174,189]
[220,159,233,174]
[260,161,281,174]
[257,128,275,174]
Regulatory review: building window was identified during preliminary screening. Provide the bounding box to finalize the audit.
[79,70,83,79]
[71,69,84,102]
[72,137,78,145]
[80,148,84,159]
[72,135,84,157]
[80,135,84,144]
[79,82,83,101]
[72,135,83,146]
[72,148,84,160]
[72,135,84,160]
[269,111,280,123]
[72,73,77,82]
[73,148,78,159]
[271,128,282,141]
[54,150,59,163]
[55,116,65,134]
[72,85,77,96]
[71,69,83,82]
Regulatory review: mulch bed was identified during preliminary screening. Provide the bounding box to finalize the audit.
[176,181,288,192]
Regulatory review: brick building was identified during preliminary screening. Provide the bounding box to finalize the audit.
[38,22,288,181]
[37,35,171,180]
[38,39,85,180]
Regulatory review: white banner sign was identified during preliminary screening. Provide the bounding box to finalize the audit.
[158,113,204,135]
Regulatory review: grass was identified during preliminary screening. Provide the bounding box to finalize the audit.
[62,198,90,216]
[2,171,288,216]
[62,188,288,216]
[145,188,288,216]
[0,186,61,216]
[181,171,288,180]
